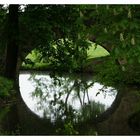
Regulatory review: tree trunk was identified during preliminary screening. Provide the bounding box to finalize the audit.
[4,5,19,80]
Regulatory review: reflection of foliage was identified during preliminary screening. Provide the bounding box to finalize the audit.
[97,85,116,99]
[78,101,105,123]
[29,73,97,122]
[28,73,114,135]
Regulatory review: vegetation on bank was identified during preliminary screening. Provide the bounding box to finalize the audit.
[93,58,140,88]
[21,43,109,72]
[0,76,13,99]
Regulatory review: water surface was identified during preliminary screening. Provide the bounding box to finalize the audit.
[19,71,117,122]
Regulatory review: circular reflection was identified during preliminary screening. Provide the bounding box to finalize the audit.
[19,71,117,122]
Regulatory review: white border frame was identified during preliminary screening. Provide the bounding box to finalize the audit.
[0,0,140,4]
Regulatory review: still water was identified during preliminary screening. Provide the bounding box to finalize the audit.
[1,71,140,135]
[19,71,117,122]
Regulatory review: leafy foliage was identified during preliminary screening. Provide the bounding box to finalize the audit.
[0,76,13,98]
[85,5,140,62]
[56,121,79,135]
[1,5,140,75]
[94,56,140,87]
[17,5,91,72]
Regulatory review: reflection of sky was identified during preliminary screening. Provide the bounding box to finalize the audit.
[19,73,117,118]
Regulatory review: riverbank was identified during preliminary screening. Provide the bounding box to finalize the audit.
[20,56,110,74]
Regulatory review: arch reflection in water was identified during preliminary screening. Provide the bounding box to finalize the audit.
[19,72,117,123]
